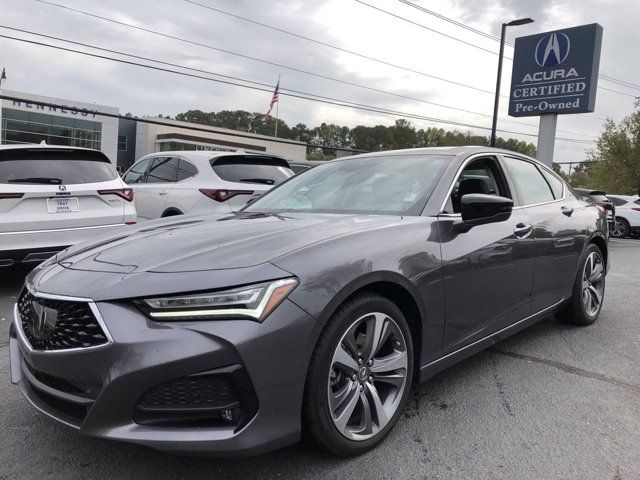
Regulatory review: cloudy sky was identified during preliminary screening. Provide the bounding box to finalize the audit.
[0,0,638,163]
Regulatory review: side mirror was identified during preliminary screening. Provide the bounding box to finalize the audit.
[461,194,513,225]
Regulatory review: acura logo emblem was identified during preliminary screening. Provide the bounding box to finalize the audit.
[535,32,571,67]
[30,301,58,340]
[58,185,67,191]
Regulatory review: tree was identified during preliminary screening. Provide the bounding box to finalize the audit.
[170,109,538,160]
[586,110,640,195]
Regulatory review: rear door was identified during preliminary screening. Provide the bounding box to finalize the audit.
[210,155,294,211]
[502,155,584,312]
[0,148,126,232]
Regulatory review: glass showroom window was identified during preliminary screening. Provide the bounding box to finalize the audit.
[1,108,102,150]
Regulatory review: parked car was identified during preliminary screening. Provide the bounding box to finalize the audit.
[122,152,294,220]
[606,194,640,238]
[575,188,615,233]
[0,145,136,269]
[11,147,607,457]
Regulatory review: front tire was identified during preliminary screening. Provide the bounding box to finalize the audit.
[557,243,606,326]
[303,293,414,456]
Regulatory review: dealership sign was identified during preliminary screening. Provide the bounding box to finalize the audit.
[508,23,603,117]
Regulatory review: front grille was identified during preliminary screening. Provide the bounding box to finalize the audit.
[137,374,239,410]
[18,289,109,351]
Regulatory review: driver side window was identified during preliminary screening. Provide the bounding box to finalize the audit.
[444,157,511,214]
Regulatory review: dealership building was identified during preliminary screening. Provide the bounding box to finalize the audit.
[1,90,307,170]
[0,89,120,163]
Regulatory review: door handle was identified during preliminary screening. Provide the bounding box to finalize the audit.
[158,192,168,196]
[513,223,533,238]
[561,206,574,216]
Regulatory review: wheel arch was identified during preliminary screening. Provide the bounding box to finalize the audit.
[317,271,426,373]
[588,231,608,268]
[161,207,184,217]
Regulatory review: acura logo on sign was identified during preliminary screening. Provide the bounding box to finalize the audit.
[30,301,58,340]
[535,32,571,67]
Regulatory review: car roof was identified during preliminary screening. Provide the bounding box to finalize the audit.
[138,150,288,165]
[607,194,638,200]
[576,188,607,196]
[0,144,101,153]
[340,146,537,162]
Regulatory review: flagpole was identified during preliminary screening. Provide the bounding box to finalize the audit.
[274,75,281,138]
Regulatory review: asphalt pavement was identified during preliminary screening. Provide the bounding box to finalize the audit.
[1,239,639,480]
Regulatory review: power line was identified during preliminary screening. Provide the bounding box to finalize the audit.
[182,0,496,94]
[395,0,640,94]
[34,0,496,98]
[0,25,529,133]
[32,0,614,131]
[0,32,594,144]
[1,25,512,130]
[396,0,502,42]
[353,0,503,57]
[179,2,594,138]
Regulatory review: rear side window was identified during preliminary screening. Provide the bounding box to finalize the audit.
[635,199,640,205]
[146,157,179,183]
[609,197,628,206]
[0,150,117,185]
[540,169,564,199]
[503,157,554,205]
[177,159,198,181]
[211,156,293,185]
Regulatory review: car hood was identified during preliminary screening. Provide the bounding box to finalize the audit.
[54,212,402,274]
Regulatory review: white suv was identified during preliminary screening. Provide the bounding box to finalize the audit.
[0,145,137,268]
[122,151,294,220]
[607,194,640,238]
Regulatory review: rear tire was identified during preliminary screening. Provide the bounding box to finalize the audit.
[303,293,414,457]
[611,217,630,238]
[557,243,606,326]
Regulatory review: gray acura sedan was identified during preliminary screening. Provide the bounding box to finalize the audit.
[10,147,608,457]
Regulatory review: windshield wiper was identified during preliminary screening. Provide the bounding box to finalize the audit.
[238,178,275,185]
[8,177,63,185]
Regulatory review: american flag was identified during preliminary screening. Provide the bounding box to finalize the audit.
[264,79,280,118]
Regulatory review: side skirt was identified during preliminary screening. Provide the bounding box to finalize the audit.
[418,299,565,383]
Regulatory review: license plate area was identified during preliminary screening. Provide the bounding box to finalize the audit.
[47,197,79,213]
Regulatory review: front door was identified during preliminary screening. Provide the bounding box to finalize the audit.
[438,155,535,354]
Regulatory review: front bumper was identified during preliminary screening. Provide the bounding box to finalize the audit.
[10,295,320,456]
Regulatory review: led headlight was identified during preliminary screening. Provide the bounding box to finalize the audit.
[139,278,298,322]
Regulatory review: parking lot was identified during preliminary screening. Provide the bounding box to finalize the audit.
[0,238,638,480]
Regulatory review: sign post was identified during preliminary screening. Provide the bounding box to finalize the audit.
[537,114,558,166]
[508,24,603,166]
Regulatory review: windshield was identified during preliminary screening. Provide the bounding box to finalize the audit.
[244,154,449,215]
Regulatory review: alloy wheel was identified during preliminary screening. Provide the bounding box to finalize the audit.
[611,219,626,238]
[327,312,408,441]
[581,251,605,317]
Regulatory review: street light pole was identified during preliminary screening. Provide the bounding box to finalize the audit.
[490,18,534,147]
